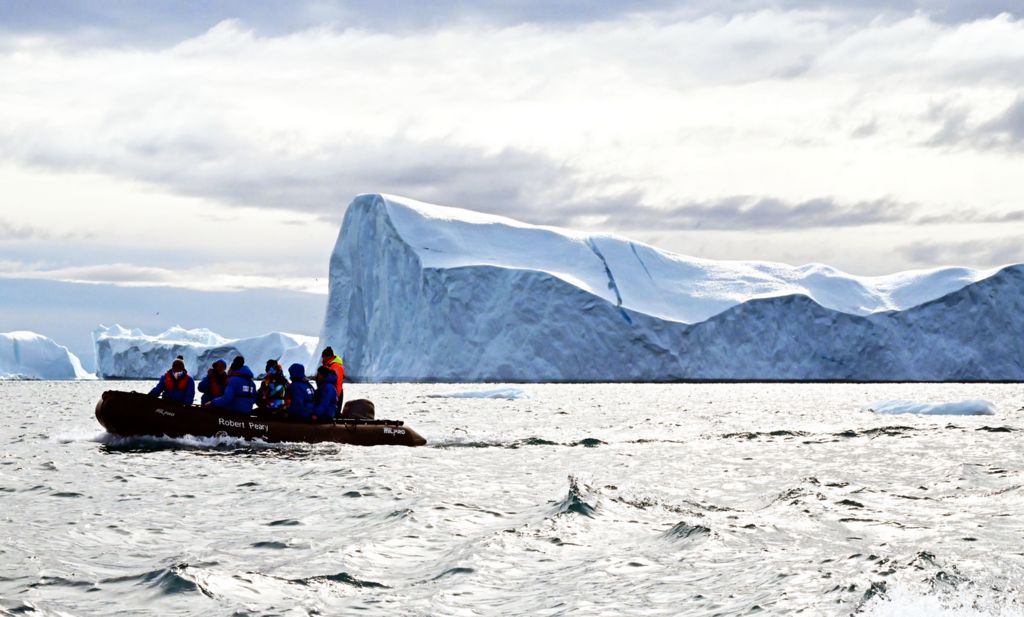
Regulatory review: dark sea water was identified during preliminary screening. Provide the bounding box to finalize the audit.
[2,381,1023,616]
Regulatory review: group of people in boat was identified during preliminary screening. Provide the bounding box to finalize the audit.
[148,347,346,421]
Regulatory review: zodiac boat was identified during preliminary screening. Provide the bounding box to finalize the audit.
[95,390,427,446]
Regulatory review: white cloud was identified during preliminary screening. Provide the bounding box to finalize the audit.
[0,10,1022,278]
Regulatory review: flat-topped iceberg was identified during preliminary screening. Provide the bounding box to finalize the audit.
[0,331,93,380]
[319,193,1024,382]
[93,325,317,379]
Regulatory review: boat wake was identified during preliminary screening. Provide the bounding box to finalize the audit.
[54,430,328,453]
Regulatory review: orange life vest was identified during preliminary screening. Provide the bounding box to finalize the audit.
[325,357,344,398]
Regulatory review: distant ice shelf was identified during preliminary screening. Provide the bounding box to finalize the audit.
[0,331,93,380]
[317,193,1024,382]
[93,325,317,379]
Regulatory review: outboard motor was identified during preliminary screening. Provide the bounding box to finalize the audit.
[340,399,375,420]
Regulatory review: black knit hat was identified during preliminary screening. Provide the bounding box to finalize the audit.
[230,356,245,371]
[321,346,334,359]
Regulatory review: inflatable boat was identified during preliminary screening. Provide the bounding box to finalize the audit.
[95,391,427,447]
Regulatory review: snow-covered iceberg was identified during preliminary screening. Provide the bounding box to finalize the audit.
[93,325,317,379]
[319,193,1024,381]
[0,331,93,380]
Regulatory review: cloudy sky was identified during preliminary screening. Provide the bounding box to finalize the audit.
[1,0,1023,297]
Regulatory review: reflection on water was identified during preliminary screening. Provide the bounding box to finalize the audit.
[1,380,1023,615]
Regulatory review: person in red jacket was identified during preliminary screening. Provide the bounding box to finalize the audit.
[320,347,344,412]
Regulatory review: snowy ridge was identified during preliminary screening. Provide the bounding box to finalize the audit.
[93,325,317,379]
[319,193,1024,381]
[382,194,996,324]
[0,331,92,380]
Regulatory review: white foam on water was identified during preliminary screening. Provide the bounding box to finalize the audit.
[861,583,1022,617]
[866,399,996,416]
[50,429,112,444]
[54,430,318,450]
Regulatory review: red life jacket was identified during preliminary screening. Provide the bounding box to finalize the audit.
[163,371,190,391]
[207,371,226,397]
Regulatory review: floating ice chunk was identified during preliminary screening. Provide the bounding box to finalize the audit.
[428,387,528,400]
[0,331,93,380]
[866,399,995,416]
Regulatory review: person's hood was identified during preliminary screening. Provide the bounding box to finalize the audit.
[288,363,306,380]
[231,366,254,379]
[320,370,337,385]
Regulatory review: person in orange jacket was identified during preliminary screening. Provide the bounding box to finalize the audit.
[320,346,344,412]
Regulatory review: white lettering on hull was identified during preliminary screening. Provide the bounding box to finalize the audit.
[216,416,269,434]
[218,417,245,429]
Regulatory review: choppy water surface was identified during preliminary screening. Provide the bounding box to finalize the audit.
[2,382,1024,616]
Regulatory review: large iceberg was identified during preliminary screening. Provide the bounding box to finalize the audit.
[93,325,317,379]
[0,331,92,380]
[319,193,1024,381]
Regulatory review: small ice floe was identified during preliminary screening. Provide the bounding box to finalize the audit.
[866,399,995,416]
[427,387,528,400]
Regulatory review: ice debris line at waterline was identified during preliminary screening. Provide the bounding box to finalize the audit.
[318,193,1024,382]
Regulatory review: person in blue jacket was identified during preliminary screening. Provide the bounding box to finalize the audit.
[148,358,195,405]
[197,358,227,405]
[286,363,315,419]
[207,356,256,414]
[311,366,338,421]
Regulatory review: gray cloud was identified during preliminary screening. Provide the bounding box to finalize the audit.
[550,195,920,231]
[8,123,627,223]
[900,237,1024,268]
[15,114,998,233]
[1,0,1019,47]
[9,123,935,232]
[0,219,86,242]
[927,98,1024,151]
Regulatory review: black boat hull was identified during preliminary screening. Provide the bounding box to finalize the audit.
[95,391,427,447]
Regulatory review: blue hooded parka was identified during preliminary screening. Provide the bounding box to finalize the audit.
[197,359,228,405]
[312,370,338,420]
[286,363,316,419]
[211,366,257,414]
[149,370,195,405]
